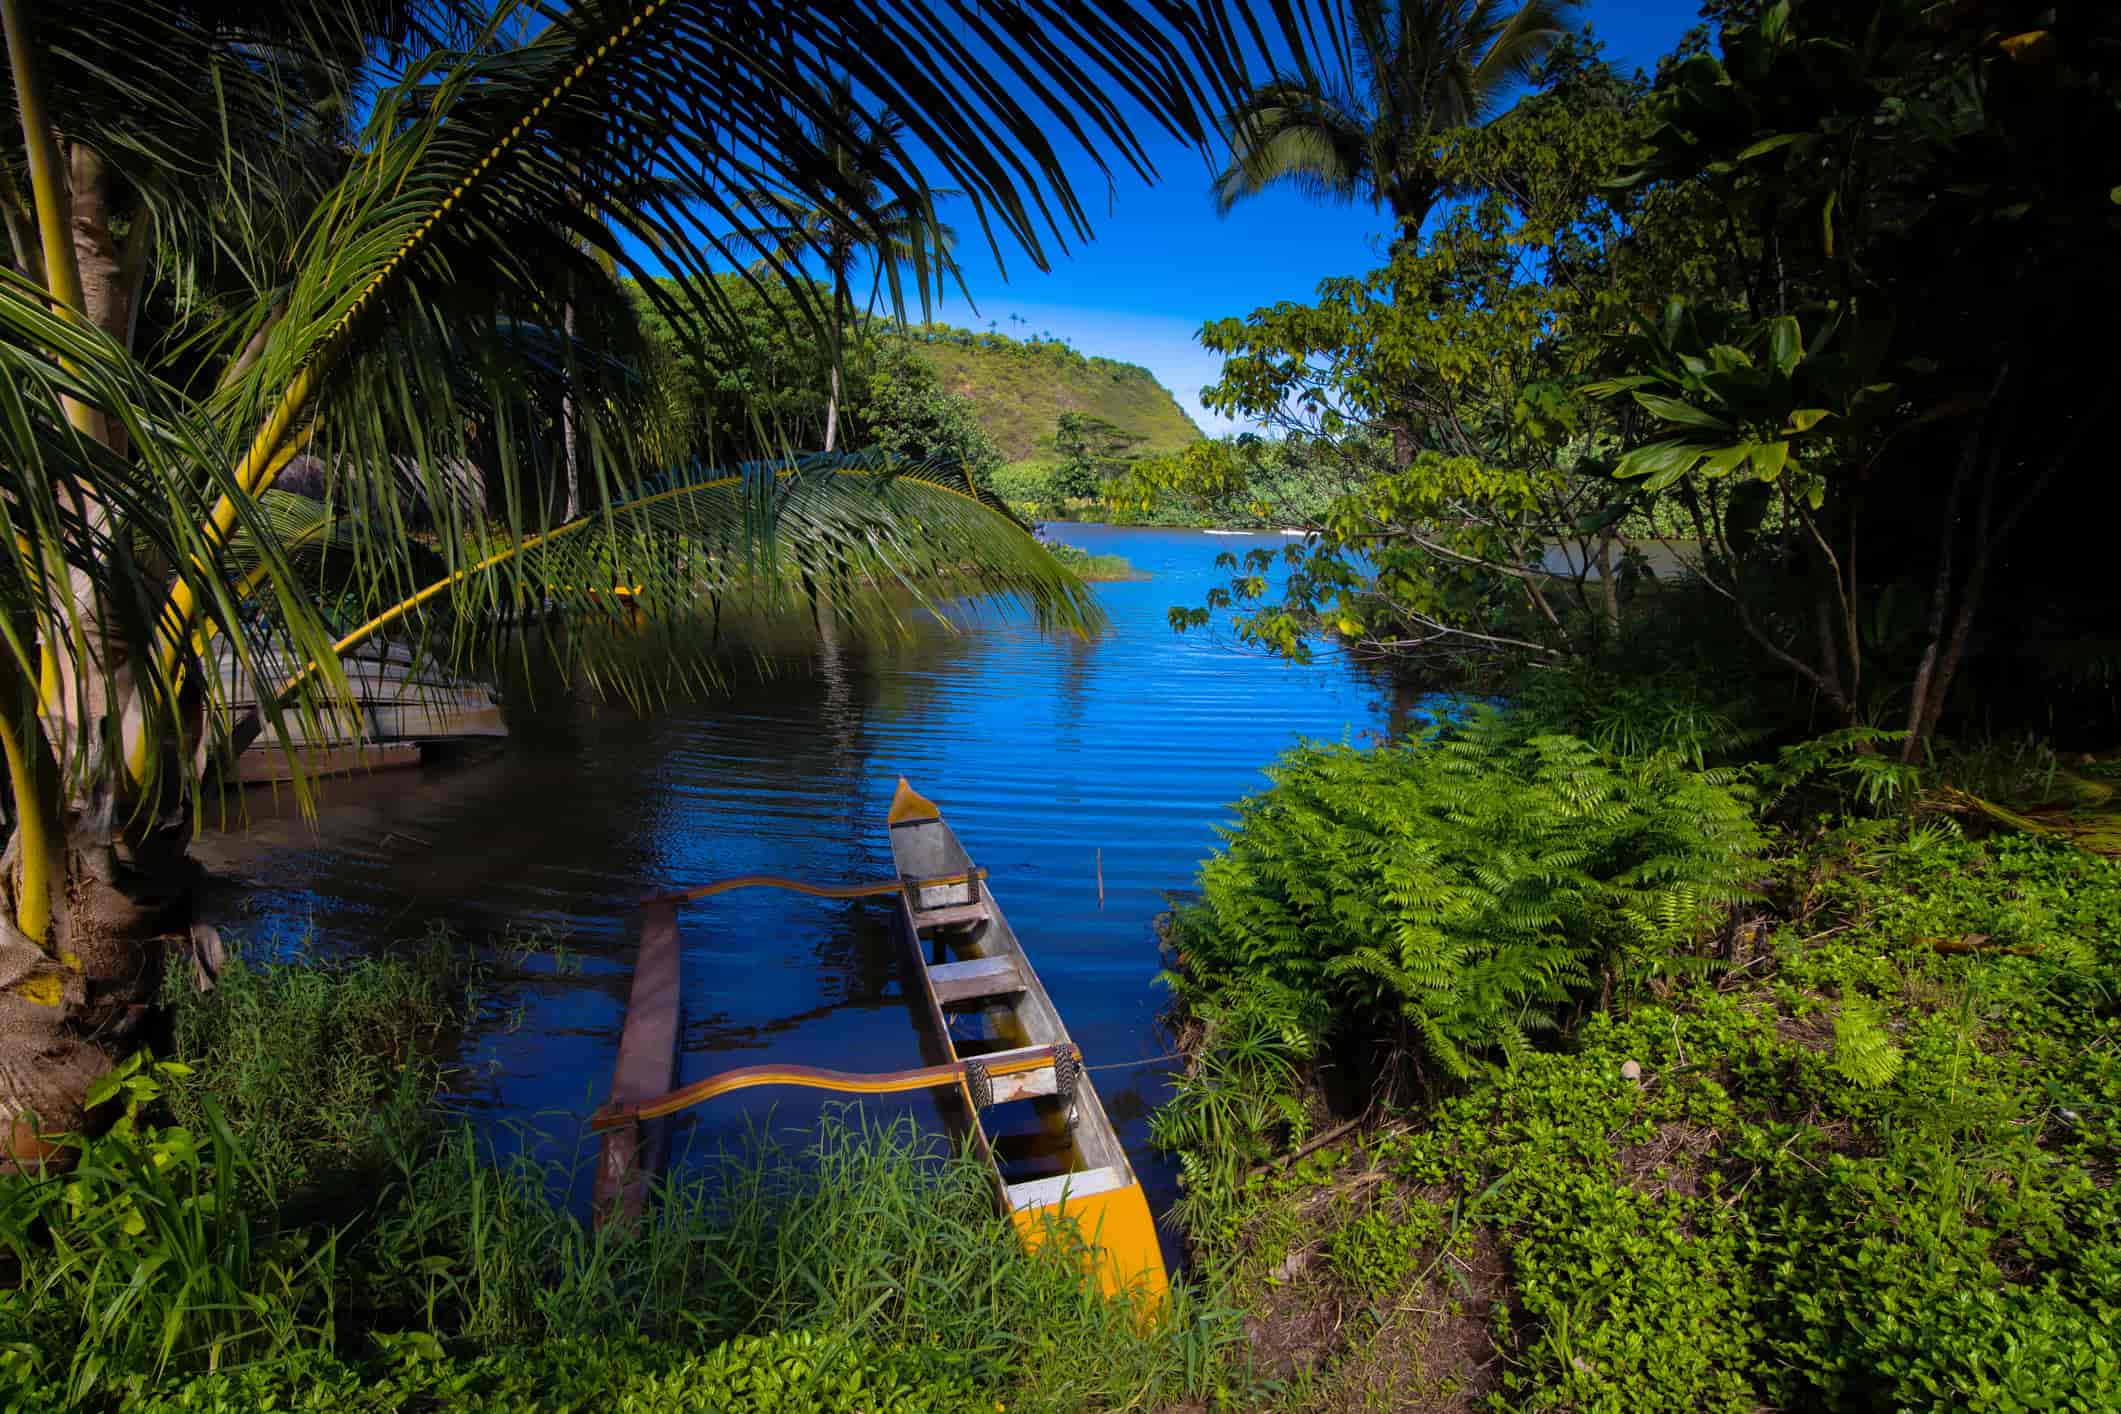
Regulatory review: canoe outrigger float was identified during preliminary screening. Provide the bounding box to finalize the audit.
[588,777,1168,1309]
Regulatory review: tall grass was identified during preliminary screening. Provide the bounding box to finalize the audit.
[158,927,473,1208]
[0,1064,339,1406]
[368,1110,1233,1412]
[4,937,1225,1412]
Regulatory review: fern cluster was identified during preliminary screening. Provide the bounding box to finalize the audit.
[1167,711,1762,1090]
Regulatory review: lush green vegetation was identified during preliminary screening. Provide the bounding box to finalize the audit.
[5,0,1234,1153]
[908,325,1202,469]
[1161,752,2121,1408]
[1168,2,2121,757]
[0,940,1229,1412]
[1146,19,2121,1398]
[1045,542,1150,583]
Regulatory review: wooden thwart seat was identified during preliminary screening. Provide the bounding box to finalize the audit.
[928,955,1024,1005]
[909,899,991,930]
[905,867,990,930]
[1006,1164,1129,1213]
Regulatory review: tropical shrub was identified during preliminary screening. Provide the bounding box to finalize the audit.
[1169,801,2121,1410]
[0,1058,339,1406]
[859,341,1004,490]
[1165,711,1762,1089]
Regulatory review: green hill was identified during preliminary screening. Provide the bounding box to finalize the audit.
[901,324,1203,467]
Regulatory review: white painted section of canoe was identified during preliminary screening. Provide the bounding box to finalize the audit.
[1006,1164,1128,1212]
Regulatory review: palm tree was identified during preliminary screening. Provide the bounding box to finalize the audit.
[738,75,964,453]
[1212,0,1578,241]
[1,0,1279,1159]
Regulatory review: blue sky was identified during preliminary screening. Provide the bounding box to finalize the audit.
[910,1,1711,436]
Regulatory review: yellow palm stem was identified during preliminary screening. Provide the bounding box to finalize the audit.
[2,0,96,440]
[7,0,102,716]
[124,367,315,781]
[270,465,1051,715]
[270,470,761,705]
[0,651,61,947]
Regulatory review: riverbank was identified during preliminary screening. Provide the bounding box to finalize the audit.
[1152,718,2121,1408]
[0,936,1221,1411]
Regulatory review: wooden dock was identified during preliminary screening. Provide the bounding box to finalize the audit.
[214,638,507,783]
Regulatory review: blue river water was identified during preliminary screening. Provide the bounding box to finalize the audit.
[196,524,1398,1223]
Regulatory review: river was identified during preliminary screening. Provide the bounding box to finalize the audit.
[195,523,1396,1223]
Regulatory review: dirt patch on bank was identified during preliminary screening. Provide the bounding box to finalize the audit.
[1217,1165,1513,1411]
[1330,1229,1510,1412]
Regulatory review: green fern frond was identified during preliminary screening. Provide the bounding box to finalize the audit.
[1831,998,1904,1090]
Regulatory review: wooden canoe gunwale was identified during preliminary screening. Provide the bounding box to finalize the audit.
[593,776,1167,1306]
[883,780,1135,1205]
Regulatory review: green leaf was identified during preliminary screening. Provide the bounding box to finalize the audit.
[1707,344,1755,371]
[1821,188,1839,258]
[1768,317,1804,374]
[1736,132,1806,162]
[1631,393,1733,432]
[1661,296,1690,342]
[1616,439,1710,490]
[1786,408,1832,433]
[1751,439,1791,481]
[1696,444,1754,479]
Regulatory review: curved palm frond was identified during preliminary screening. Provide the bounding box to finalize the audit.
[172,0,1266,666]
[3,0,1307,952]
[1445,0,1580,128]
[1214,0,1581,228]
[278,451,1102,709]
[1211,79,1375,213]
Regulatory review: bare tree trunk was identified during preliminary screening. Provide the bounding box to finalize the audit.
[1597,533,1619,635]
[823,362,840,453]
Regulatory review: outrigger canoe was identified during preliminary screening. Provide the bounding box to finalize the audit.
[589,777,1168,1309]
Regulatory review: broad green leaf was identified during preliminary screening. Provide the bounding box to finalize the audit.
[1786,408,1833,433]
[1632,393,1732,432]
[1662,295,1690,342]
[1753,439,1791,481]
[1707,344,1755,371]
[1761,0,1792,45]
[1696,444,1754,479]
[1617,439,1710,489]
[1768,317,1804,374]
[1581,375,1657,398]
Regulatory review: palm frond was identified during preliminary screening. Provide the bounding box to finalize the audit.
[1212,78,1375,213]
[277,451,1101,709]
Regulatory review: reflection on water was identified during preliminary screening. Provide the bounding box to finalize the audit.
[196,524,1394,1228]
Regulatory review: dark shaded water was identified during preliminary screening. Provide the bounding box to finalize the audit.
[196,524,1394,1218]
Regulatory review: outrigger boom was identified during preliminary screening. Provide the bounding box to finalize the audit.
[590,778,1169,1310]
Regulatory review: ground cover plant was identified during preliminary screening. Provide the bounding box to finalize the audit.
[1159,731,2121,1410]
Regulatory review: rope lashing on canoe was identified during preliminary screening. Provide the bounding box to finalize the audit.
[588,1044,1064,1132]
[643,868,988,909]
